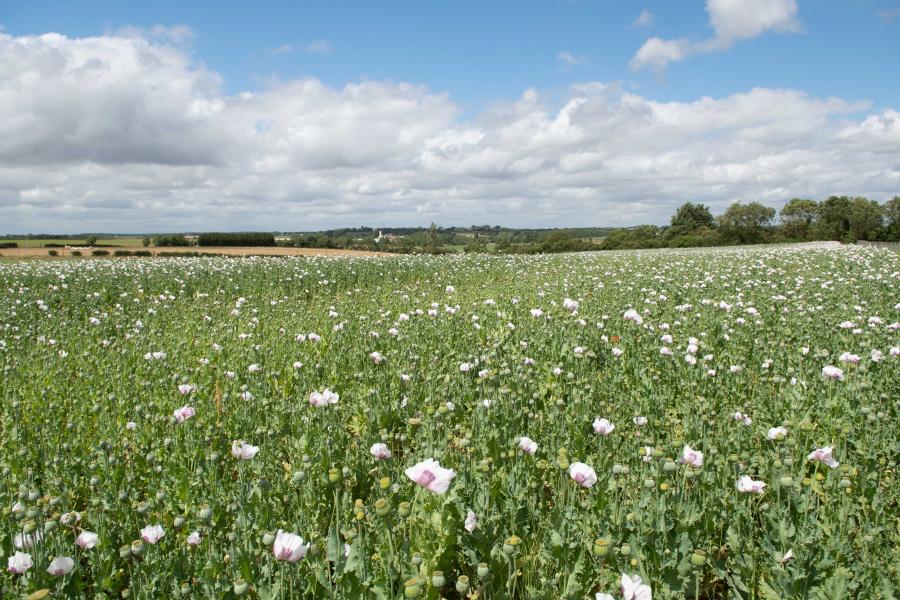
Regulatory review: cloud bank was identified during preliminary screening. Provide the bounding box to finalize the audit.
[1,30,898,233]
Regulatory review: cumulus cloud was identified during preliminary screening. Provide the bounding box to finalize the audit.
[0,30,897,233]
[556,51,586,70]
[632,0,800,72]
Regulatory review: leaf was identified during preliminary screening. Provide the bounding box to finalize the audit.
[563,551,586,598]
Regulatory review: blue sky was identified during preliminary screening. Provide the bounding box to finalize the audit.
[5,0,898,112]
[1,0,898,232]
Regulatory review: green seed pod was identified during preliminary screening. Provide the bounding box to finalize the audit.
[779,476,794,487]
[23,520,37,534]
[643,478,656,489]
[262,532,275,546]
[174,516,185,529]
[620,543,632,556]
[198,505,212,521]
[411,553,422,566]
[431,571,446,588]
[43,519,59,533]
[455,576,470,594]
[404,578,422,598]
[233,578,249,596]
[375,498,390,516]
[328,468,342,484]
[398,502,411,518]
[477,563,490,578]
[663,461,677,473]
[119,544,132,559]
[690,549,706,567]
[130,540,145,557]
[593,538,610,557]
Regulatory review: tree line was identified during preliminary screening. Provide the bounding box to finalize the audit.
[600,196,900,251]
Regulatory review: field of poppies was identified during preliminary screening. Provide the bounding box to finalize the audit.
[0,245,897,599]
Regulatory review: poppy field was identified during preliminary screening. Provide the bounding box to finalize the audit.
[0,245,898,599]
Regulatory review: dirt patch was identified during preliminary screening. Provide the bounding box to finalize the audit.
[1,246,393,259]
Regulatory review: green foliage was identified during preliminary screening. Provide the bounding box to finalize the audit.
[0,248,896,598]
[718,202,776,244]
[153,235,191,247]
[197,232,276,247]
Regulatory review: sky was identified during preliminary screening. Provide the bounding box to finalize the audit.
[1,0,899,233]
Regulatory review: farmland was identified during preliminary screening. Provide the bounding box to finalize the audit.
[0,245,897,599]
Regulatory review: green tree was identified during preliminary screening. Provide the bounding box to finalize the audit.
[718,202,775,244]
[814,196,852,241]
[779,198,819,241]
[884,196,900,240]
[86,235,98,246]
[142,237,151,247]
[847,197,884,242]
[670,203,715,232]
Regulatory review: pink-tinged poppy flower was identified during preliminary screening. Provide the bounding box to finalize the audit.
[780,549,795,564]
[870,350,883,363]
[593,418,615,436]
[680,445,704,467]
[370,443,392,460]
[568,462,598,488]
[891,346,900,357]
[733,412,752,426]
[518,436,538,455]
[766,427,787,440]
[231,440,260,459]
[76,530,99,549]
[838,352,860,364]
[563,298,579,312]
[821,365,843,380]
[47,556,75,576]
[642,446,654,462]
[272,530,310,562]
[177,383,196,395]
[596,594,614,600]
[405,459,456,494]
[735,475,766,494]
[173,405,195,423]
[808,447,839,468]
[621,573,652,600]
[465,509,478,533]
[623,309,643,325]
[140,524,165,544]
[187,531,202,547]
[369,351,385,364]
[7,551,32,574]
[445,285,455,294]
[633,416,647,426]
[530,308,543,318]
[309,389,339,407]
[14,531,42,549]
[659,346,673,357]
[612,347,624,357]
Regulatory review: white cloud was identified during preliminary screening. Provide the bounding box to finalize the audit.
[271,43,293,54]
[305,39,333,54]
[706,0,800,47]
[629,38,692,72]
[631,9,655,28]
[0,31,897,233]
[556,51,586,70]
[632,0,800,71]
